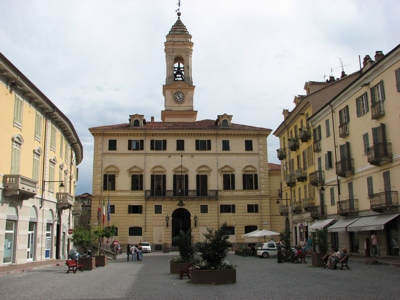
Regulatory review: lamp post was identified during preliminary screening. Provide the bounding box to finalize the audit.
[194,215,198,227]
[165,215,170,228]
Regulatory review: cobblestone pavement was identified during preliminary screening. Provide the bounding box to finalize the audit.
[1,253,399,300]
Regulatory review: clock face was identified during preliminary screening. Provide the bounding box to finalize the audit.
[174,91,185,102]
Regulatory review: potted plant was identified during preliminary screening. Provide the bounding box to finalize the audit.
[170,229,199,274]
[71,227,96,270]
[312,228,330,267]
[279,229,293,262]
[190,222,236,284]
[93,225,117,266]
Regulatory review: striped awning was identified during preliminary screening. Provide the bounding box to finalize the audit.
[328,218,360,232]
[309,219,335,232]
[347,214,399,232]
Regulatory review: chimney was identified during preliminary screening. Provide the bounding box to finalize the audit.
[151,116,154,122]
[363,55,372,67]
[374,51,384,62]
[282,109,290,119]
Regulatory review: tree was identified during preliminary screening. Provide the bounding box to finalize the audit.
[279,229,292,251]
[314,228,329,254]
[71,227,94,253]
[93,225,117,254]
[173,229,195,261]
[196,222,233,269]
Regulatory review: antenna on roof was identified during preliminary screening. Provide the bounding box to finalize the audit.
[176,0,182,17]
[330,58,350,78]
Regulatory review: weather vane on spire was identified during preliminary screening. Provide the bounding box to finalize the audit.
[176,0,182,17]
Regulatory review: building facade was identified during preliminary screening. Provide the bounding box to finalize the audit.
[273,71,362,245]
[89,14,283,249]
[0,53,83,266]
[309,45,400,257]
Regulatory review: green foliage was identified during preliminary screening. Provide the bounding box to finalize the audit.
[196,222,233,270]
[93,225,117,254]
[279,229,292,251]
[71,227,94,252]
[315,228,329,254]
[173,229,195,261]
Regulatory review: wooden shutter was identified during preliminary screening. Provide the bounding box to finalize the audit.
[150,140,155,150]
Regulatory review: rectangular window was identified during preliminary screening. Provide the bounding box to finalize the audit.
[109,140,117,151]
[363,133,370,154]
[220,204,235,213]
[330,187,335,206]
[13,95,23,126]
[196,174,208,196]
[370,80,386,104]
[395,68,400,92]
[313,125,322,141]
[247,204,259,213]
[325,151,333,169]
[154,205,162,214]
[128,140,144,151]
[34,112,42,140]
[367,176,374,197]
[32,154,40,181]
[356,92,369,117]
[223,174,235,190]
[151,174,166,196]
[176,140,185,151]
[50,125,56,150]
[307,145,314,166]
[245,140,253,151]
[109,205,115,214]
[60,136,64,158]
[131,174,143,190]
[195,140,211,151]
[150,139,166,151]
[128,205,143,214]
[242,174,258,190]
[11,144,21,174]
[103,174,116,190]
[339,105,350,125]
[222,140,230,151]
[200,205,208,213]
[325,119,330,137]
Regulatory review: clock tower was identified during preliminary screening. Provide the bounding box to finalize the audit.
[161,12,197,122]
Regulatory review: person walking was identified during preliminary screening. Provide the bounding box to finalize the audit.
[126,244,130,261]
[138,245,143,261]
[277,240,283,263]
[371,231,380,258]
[130,244,138,262]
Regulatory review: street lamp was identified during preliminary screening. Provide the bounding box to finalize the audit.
[194,215,198,227]
[165,215,170,228]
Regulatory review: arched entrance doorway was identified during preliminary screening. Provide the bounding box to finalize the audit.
[171,208,191,246]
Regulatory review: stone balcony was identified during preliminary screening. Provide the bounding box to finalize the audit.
[370,191,399,212]
[2,174,37,200]
[337,199,359,216]
[56,193,74,210]
[309,170,324,186]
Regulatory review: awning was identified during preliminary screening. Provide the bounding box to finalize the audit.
[309,219,335,232]
[347,213,399,232]
[328,218,360,232]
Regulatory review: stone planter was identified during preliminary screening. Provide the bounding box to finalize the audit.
[311,252,324,267]
[78,257,96,270]
[95,255,108,267]
[170,262,189,274]
[190,269,236,284]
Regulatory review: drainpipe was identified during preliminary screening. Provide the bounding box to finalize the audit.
[328,103,341,199]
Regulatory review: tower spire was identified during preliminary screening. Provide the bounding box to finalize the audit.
[176,0,182,18]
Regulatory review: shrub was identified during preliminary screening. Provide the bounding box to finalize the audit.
[171,229,195,263]
[315,228,329,254]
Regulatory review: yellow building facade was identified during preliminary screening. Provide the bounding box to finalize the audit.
[89,15,283,250]
[0,53,83,266]
[309,45,400,257]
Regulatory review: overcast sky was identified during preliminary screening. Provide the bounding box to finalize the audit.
[1,0,399,195]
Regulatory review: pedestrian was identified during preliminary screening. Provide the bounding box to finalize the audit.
[277,240,283,263]
[126,244,130,261]
[371,231,380,258]
[138,245,143,261]
[130,244,138,261]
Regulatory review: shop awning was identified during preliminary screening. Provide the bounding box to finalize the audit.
[309,219,335,232]
[328,218,360,232]
[347,213,399,232]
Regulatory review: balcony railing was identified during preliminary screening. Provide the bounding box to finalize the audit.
[339,123,349,137]
[302,197,316,211]
[295,168,307,182]
[336,158,354,177]
[299,128,311,142]
[145,190,218,200]
[291,203,302,214]
[2,174,37,200]
[309,205,327,220]
[309,170,324,186]
[313,140,321,152]
[370,191,399,212]
[285,173,296,187]
[56,193,74,210]
[277,148,286,160]
[367,142,392,166]
[279,204,289,216]
[338,199,359,216]
[288,138,299,151]
[371,101,385,119]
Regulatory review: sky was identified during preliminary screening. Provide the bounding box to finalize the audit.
[1,0,399,195]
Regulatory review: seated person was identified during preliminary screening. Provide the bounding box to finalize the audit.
[291,246,303,263]
[325,248,340,269]
[338,247,349,262]
[323,247,335,268]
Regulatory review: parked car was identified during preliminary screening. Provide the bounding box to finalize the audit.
[257,241,294,258]
[139,242,151,253]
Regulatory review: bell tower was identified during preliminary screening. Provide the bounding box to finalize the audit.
[161,11,197,122]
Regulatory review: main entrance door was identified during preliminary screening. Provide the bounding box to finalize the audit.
[171,208,191,246]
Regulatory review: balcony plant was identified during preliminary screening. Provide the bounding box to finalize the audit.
[311,228,330,267]
[190,223,236,284]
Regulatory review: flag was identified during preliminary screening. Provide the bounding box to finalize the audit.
[97,198,101,223]
[102,199,106,225]
[107,195,111,222]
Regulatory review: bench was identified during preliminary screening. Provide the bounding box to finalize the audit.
[66,260,83,273]
[178,262,192,279]
[293,251,307,263]
[336,256,349,270]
